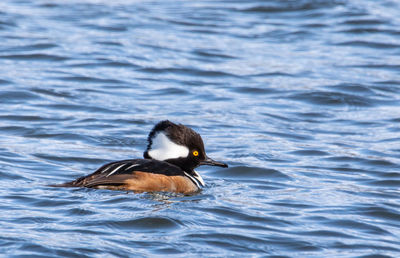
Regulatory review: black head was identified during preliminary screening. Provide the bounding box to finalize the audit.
[143,120,228,172]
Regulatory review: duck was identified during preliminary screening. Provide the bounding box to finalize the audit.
[51,120,228,194]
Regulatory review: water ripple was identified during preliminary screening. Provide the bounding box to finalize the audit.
[1,0,400,256]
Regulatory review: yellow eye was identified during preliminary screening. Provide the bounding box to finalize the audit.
[193,150,199,157]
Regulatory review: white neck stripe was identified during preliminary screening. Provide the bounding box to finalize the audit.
[192,170,205,187]
[184,171,205,188]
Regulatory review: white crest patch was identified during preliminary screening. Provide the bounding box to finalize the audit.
[148,132,189,161]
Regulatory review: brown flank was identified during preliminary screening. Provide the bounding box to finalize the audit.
[52,171,199,194]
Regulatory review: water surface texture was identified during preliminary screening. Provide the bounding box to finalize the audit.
[1,0,400,257]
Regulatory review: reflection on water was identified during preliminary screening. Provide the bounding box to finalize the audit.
[1,0,400,256]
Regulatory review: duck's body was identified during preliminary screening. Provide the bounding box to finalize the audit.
[56,159,202,194]
[52,120,227,194]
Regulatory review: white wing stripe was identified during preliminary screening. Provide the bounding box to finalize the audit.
[125,164,140,171]
[106,164,126,177]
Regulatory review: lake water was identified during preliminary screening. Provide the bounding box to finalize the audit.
[1,0,400,257]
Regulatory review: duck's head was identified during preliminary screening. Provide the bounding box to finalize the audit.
[143,120,228,173]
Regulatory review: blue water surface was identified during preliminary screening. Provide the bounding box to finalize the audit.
[1,0,400,257]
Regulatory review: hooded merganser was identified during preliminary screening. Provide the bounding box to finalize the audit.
[51,120,228,194]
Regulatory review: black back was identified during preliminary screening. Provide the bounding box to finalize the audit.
[93,159,184,177]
